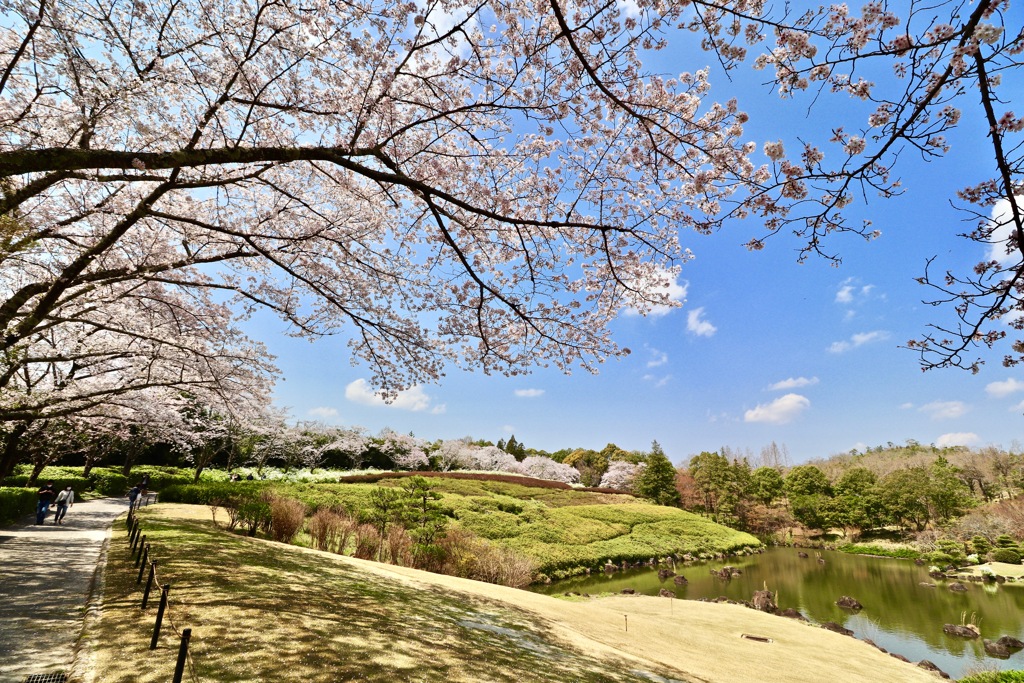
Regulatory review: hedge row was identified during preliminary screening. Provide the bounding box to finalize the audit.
[3,466,195,499]
[0,487,38,525]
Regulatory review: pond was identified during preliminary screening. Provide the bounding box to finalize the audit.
[529,548,1024,680]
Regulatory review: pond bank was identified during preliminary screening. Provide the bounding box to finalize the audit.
[531,547,1024,680]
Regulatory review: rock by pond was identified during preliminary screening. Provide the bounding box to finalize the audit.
[942,624,980,639]
[997,635,1024,649]
[835,596,862,610]
[751,589,777,613]
[822,621,854,636]
[984,639,1012,658]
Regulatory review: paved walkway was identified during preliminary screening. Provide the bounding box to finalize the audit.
[0,497,128,683]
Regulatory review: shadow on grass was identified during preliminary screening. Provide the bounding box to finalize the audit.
[92,508,692,683]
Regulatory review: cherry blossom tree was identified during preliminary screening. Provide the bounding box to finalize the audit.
[0,0,1020,424]
[376,429,429,470]
[599,460,643,491]
[515,455,580,484]
[430,438,478,472]
[468,445,521,472]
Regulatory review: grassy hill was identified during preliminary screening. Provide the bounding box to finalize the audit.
[163,473,759,579]
[86,504,941,683]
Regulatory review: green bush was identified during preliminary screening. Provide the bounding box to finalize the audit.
[992,548,1022,564]
[959,671,1024,683]
[996,534,1020,550]
[3,471,91,496]
[90,471,128,497]
[160,481,270,506]
[972,535,994,555]
[0,487,37,525]
[925,551,956,567]
[123,466,194,490]
[837,544,921,560]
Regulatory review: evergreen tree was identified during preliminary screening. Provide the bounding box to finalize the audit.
[633,441,681,507]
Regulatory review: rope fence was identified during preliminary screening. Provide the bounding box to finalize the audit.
[125,502,200,683]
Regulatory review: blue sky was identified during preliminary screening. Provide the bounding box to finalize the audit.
[240,28,1024,467]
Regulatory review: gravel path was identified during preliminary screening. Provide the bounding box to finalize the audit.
[0,497,129,683]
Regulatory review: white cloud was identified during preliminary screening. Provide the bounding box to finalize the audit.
[643,373,671,388]
[769,376,819,391]
[430,404,447,415]
[687,307,717,337]
[936,432,980,448]
[986,378,1024,398]
[900,402,914,410]
[308,406,339,419]
[744,393,810,424]
[1014,399,1024,412]
[986,196,1024,265]
[835,280,876,307]
[344,379,434,412]
[502,424,516,433]
[828,330,890,353]
[623,267,688,317]
[835,284,855,304]
[646,347,669,368]
[514,388,545,398]
[920,400,968,420]
[616,0,641,19]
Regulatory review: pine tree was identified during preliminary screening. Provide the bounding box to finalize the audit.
[634,441,681,507]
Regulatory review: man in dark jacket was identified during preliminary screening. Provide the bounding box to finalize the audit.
[36,482,56,525]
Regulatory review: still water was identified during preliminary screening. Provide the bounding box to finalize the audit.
[530,548,1024,679]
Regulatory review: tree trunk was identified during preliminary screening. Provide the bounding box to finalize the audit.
[0,421,29,485]
[27,460,44,486]
[121,441,139,477]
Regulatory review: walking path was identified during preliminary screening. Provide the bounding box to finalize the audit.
[0,497,128,683]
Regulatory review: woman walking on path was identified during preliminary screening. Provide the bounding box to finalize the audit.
[53,487,74,525]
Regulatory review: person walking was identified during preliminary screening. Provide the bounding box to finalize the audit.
[36,481,56,525]
[127,484,141,510]
[53,486,75,524]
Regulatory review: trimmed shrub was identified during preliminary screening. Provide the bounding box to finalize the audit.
[925,551,956,567]
[996,534,1020,550]
[3,474,91,496]
[90,471,128,497]
[992,548,1022,564]
[123,467,193,490]
[972,535,993,556]
[0,487,37,525]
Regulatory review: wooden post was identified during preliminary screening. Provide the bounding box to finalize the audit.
[142,561,157,609]
[133,534,147,564]
[130,522,141,553]
[136,544,149,582]
[172,628,192,683]
[150,584,170,649]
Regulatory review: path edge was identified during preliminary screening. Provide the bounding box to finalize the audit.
[67,509,120,683]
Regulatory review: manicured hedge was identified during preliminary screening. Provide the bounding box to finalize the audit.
[0,487,37,525]
[992,548,1022,564]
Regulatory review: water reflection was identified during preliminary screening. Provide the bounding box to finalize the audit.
[530,548,1024,679]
